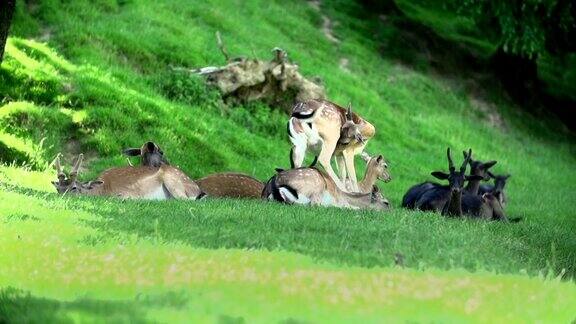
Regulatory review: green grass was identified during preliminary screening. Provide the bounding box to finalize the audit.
[1,0,576,321]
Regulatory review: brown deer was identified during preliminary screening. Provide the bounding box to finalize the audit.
[354,152,392,193]
[196,172,264,199]
[261,167,389,210]
[288,99,375,192]
[51,154,204,200]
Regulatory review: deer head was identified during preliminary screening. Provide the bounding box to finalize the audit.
[51,154,103,195]
[431,148,483,194]
[123,141,168,167]
[463,151,497,180]
[369,185,390,210]
[338,103,364,145]
[361,152,391,183]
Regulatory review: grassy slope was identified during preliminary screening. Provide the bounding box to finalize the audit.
[1,0,575,321]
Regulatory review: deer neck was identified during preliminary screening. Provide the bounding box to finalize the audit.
[443,190,462,217]
[358,166,378,194]
[465,179,481,195]
[340,191,373,209]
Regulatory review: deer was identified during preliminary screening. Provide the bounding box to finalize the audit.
[462,150,497,195]
[288,99,375,192]
[352,152,392,194]
[51,153,204,200]
[261,167,389,210]
[413,148,509,221]
[195,172,264,199]
[478,172,510,207]
[123,141,168,167]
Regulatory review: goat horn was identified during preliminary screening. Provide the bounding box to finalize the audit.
[461,148,472,172]
[447,148,454,171]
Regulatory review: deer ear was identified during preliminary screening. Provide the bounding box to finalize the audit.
[431,171,449,180]
[483,161,497,169]
[123,148,141,156]
[466,175,484,181]
[360,152,371,162]
[376,155,383,163]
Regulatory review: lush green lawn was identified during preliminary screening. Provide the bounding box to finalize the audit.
[1,0,575,321]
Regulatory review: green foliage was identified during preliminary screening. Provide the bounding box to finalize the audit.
[155,70,222,108]
[455,0,575,58]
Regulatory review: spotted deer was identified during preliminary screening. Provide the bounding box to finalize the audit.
[196,172,264,199]
[288,99,375,192]
[261,167,389,210]
[52,154,204,200]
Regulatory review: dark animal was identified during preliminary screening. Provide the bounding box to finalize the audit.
[123,141,168,168]
[479,172,511,207]
[462,151,497,195]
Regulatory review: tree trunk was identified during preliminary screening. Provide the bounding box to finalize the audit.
[0,0,17,64]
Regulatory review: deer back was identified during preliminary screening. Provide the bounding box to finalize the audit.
[196,172,264,198]
[97,165,201,199]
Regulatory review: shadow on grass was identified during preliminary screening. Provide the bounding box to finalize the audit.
[0,287,155,323]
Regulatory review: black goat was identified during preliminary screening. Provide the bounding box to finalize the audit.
[462,151,497,195]
[478,172,510,207]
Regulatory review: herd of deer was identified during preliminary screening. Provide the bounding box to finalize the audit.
[52,99,511,220]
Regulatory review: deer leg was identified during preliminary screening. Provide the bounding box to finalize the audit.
[343,150,359,192]
[335,154,347,181]
[291,143,306,168]
[318,139,346,191]
[162,179,188,199]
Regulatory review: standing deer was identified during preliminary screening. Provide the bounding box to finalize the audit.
[261,167,389,210]
[462,150,497,195]
[52,154,204,200]
[288,99,375,192]
[123,141,168,167]
[196,172,264,199]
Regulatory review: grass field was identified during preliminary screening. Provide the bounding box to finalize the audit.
[1,0,575,322]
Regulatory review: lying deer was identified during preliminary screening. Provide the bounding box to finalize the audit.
[479,172,510,207]
[123,141,168,167]
[52,154,204,200]
[413,148,508,221]
[196,172,264,199]
[288,99,375,192]
[462,150,497,195]
[261,167,389,210]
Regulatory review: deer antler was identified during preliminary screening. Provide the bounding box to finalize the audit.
[54,153,65,182]
[461,149,472,172]
[447,148,455,171]
[70,154,84,182]
[346,102,352,121]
